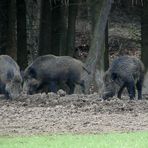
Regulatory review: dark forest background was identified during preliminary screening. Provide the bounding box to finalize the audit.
[0,0,148,93]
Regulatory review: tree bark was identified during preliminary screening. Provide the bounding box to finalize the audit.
[58,3,67,56]
[104,21,109,71]
[26,0,41,62]
[0,0,8,55]
[16,0,28,70]
[38,0,52,56]
[141,0,148,95]
[6,0,17,60]
[51,2,67,56]
[82,0,112,93]
[66,0,78,56]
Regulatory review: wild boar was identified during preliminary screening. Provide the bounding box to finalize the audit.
[0,55,22,99]
[102,55,144,100]
[23,54,89,95]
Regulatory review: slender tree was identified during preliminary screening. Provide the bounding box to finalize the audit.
[16,0,28,70]
[51,1,67,56]
[141,0,148,94]
[66,0,79,56]
[38,0,52,55]
[104,21,109,71]
[0,0,8,55]
[26,0,41,61]
[6,0,17,60]
[57,2,67,56]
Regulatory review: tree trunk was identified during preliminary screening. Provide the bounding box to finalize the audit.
[141,0,148,95]
[38,0,52,56]
[16,0,28,70]
[66,0,78,56]
[0,0,8,55]
[58,4,67,56]
[104,21,109,71]
[26,0,41,62]
[51,2,67,56]
[82,0,112,94]
[6,0,17,60]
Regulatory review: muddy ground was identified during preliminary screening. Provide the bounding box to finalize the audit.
[0,93,148,136]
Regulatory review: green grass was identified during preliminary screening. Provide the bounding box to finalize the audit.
[0,132,148,148]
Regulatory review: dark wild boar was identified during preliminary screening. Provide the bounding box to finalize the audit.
[0,55,22,99]
[23,55,90,95]
[102,55,144,100]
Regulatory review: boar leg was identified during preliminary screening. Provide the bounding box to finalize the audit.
[80,81,85,94]
[117,83,126,99]
[66,81,75,94]
[126,80,135,100]
[77,80,85,94]
[4,90,11,100]
[136,80,143,99]
[49,81,57,93]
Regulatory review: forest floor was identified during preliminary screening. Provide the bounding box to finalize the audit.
[0,93,148,136]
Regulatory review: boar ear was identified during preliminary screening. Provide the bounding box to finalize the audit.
[111,73,117,80]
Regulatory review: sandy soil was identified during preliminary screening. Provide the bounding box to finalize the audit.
[0,93,148,136]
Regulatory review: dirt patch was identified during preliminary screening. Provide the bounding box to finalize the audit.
[0,93,148,136]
